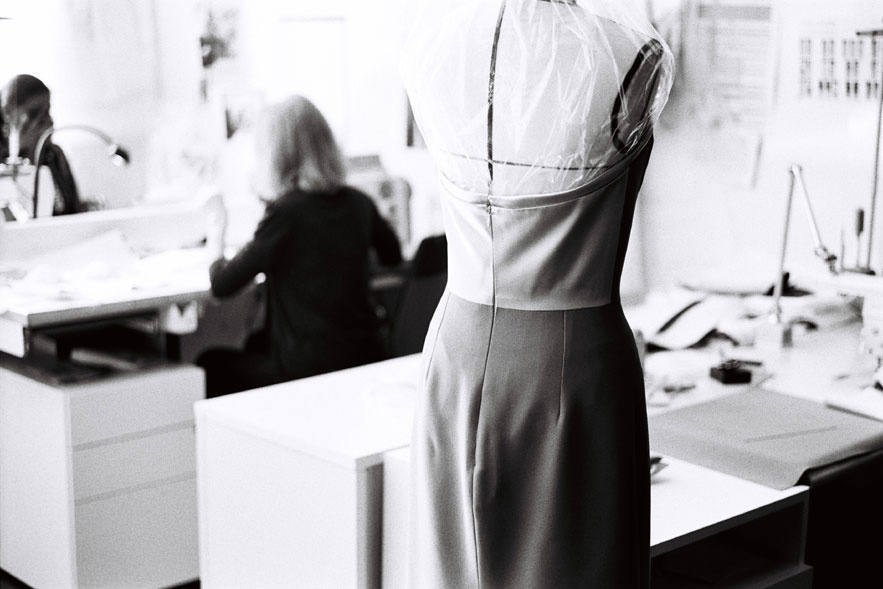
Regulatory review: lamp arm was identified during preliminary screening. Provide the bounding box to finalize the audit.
[771,170,796,322]
[31,124,130,217]
[790,164,839,274]
[31,126,54,217]
[772,164,839,325]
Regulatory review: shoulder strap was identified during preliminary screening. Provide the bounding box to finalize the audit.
[610,38,666,154]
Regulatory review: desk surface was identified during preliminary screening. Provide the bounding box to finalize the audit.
[0,241,213,328]
[650,456,807,556]
[0,281,212,329]
[762,323,874,403]
[194,354,422,470]
[645,322,874,410]
[0,199,219,350]
[193,322,877,474]
[0,247,213,357]
[382,446,807,558]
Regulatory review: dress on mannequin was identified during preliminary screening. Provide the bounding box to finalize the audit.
[402,1,674,587]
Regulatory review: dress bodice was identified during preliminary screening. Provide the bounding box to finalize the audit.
[402,0,674,310]
[440,137,654,310]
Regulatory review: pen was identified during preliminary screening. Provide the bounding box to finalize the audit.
[725,358,764,367]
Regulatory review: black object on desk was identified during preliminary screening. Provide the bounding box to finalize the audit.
[649,454,668,478]
[710,359,752,384]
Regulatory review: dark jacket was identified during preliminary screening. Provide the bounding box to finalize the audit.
[209,185,403,380]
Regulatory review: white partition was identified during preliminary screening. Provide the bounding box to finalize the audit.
[0,193,221,265]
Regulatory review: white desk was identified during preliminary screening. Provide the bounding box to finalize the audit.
[382,449,812,588]
[0,199,220,357]
[195,343,825,589]
[645,322,883,588]
[0,204,220,587]
[195,354,421,589]
[0,256,212,358]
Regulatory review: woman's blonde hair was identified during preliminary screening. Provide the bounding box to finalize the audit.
[254,95,346,197]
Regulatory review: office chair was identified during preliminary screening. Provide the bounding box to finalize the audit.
[388,234,447,357]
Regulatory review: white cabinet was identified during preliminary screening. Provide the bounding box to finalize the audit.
[195,354,420,589]
[0,361,204,589]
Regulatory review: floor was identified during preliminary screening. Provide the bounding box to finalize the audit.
[0,569,200,589]
[0,569,25,589]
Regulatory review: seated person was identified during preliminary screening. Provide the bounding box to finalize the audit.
[1,74,80,216]
[197,95,403,398]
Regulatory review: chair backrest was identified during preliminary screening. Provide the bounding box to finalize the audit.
[389,234,447,357]
[411,234,447,277]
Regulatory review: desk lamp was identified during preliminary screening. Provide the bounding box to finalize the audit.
[856,23,883,271]
[31,124,131,217]
[767,23,883,353]
[763,164,839,349]
[823,23,883,376]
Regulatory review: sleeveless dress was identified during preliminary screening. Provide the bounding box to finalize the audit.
[402,2,674,587]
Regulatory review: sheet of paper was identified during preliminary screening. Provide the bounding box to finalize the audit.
[649,295,746,350]
[650,388,883,489]
[826,386,883,422]
[625,287,707,340]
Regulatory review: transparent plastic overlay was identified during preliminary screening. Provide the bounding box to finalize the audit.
[401,0,674,198]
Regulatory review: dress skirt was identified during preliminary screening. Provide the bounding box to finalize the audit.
[411,291,649,589]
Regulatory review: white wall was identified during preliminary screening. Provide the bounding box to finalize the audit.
[12,0,878,299]
[639,0,883,292]
[0,1,423,209]
[0,0,205,208]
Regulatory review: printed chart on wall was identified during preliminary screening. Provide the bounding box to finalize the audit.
[678,0,776,188]
[771,0,883,148]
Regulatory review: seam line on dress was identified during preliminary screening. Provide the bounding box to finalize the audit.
[559,310,567,422]
[439,138,650,208]
[422,290,450,384]
[472,297,495,589]
[472,2,507,586]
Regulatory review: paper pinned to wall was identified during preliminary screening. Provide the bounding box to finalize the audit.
[774,0,883,110]
[682,0,776,131]
[676,0,776,188]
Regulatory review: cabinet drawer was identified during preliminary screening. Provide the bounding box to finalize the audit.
[73,425,195,501]
[75,477,199,589]
[68,365,204,445]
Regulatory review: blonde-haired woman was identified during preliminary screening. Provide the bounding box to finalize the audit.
[198,95,403,397]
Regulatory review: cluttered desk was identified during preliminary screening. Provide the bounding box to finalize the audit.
[626,281,883,588]
[0,195,221,360]
[190,277,883,588]
[0,197,222,589]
